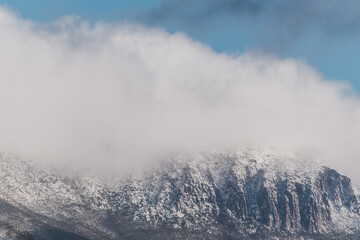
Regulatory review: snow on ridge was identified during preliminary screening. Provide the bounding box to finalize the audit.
[0,148,359,238]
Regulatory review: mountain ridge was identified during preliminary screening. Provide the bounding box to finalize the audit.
[0,149,359,239]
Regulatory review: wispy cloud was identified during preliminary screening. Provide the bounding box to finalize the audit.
[141,0,360,48]
[142,0,262,26]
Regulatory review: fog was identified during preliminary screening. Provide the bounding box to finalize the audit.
[0,8,359,182]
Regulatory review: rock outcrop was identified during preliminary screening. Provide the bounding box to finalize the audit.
[0,149,359,239]
[114,150,360,238]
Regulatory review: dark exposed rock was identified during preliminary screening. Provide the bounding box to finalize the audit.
[113,150,360,238]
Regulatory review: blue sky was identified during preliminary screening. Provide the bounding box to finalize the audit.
[0,0,161,22]
[1,0,359,91]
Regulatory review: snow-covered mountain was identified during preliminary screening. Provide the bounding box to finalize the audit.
[0,149,359,239]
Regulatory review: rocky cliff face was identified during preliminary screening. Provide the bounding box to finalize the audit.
[113,149,360,238]
[0,149,359,239]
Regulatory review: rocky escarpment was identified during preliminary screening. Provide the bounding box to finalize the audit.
[112,150,360,238]
[0,149,359,239]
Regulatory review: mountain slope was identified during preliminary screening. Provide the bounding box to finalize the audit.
[0,149,359,239]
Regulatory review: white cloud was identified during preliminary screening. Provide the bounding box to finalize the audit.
[0,8,359,183]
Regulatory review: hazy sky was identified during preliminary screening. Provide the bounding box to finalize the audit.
[0,2,360,184]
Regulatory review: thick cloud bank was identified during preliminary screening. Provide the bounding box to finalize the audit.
[0,8,359,181]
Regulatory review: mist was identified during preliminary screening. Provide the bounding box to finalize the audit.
[0,7,360,182]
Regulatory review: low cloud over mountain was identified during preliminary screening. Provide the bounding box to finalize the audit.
[0,7,359,183]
